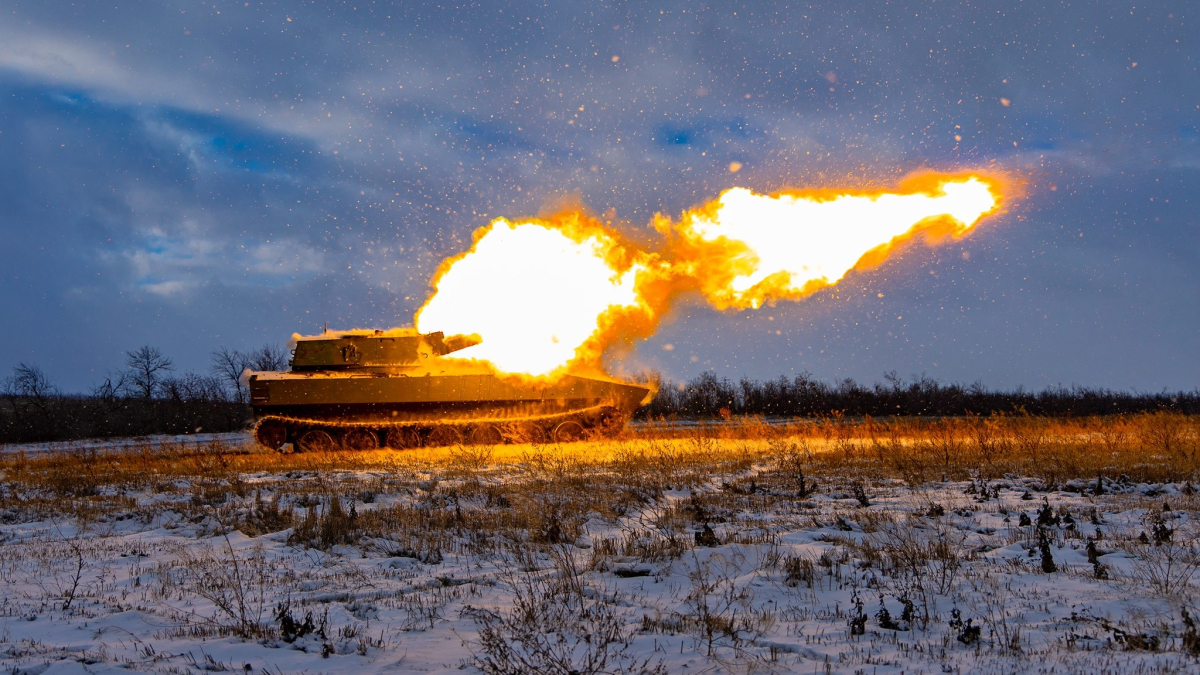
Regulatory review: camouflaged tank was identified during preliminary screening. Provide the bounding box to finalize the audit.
[247,329,654,452]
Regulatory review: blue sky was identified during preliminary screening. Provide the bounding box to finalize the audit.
[0,1,1196,392]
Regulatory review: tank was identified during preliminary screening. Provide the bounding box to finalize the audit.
[247,329,655,452]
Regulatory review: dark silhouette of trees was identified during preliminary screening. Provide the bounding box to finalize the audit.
[4,349,1197,445]
[1,352,247,444]
[640,371,1200,419]
[160,372,227,403]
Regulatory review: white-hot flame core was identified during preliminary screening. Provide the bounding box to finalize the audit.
[415,219,641,376]
[689,178,997,305]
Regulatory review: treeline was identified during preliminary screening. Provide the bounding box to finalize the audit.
[6,351,1199,444]
[639,371,1200,419]
[0,344,288,444]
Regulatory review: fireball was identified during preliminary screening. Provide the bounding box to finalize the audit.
[415,216,653,377]
[414,172,1005,377]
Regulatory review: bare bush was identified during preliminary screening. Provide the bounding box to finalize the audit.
[1139,411,1197,461]
[398,587,454,631]
[56,535,87,612]
[156,538,277,638]
[288,495,358,550]
[466,546,665,675]
[1120,536,1200,597]
[772,438,817,496]
[972,578,1022,653]
[924,419,964,471]
[238,490,295,536]
[781,553,817,589]
[591,529,691,566]
[1010,413,1048,464]
[13,533,100,612]
[449,442,495,472]
[675,551,773,658]
[864,517,969,624]
[966,413,1010,470]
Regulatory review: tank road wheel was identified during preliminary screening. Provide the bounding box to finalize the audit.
[516,423,548,445]
[297,429,337,453]
[426,426,464,448]
[469,424,504,446]
[254,418,288,452]
[387,427,422,449]
[552,420,586,444]
[596,407,627,438]
[343,428,379,451]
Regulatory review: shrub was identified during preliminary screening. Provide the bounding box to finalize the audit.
[275,599,328,644]
[157,539,275,639]
[1121,537,1200,595]
[949,609,980,645]
[288,495,358,550]
[465,547,665,675]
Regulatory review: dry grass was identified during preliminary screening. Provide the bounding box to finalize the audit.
[1,413,1196,524]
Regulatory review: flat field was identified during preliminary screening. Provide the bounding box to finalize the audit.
[1,413,1199,674]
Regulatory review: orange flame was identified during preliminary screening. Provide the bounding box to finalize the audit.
[673,172,1004,309]
[414,213,659,376]
[414,172,1005,378]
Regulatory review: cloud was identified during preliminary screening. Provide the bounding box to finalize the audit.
[0,0,1196,391]
[117,228,328,297]
[0,30,194,105]
[246,240,327,277]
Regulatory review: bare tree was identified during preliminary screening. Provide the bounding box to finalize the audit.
[3,363,58,415]
[89,370,129,401]
[248,344,289,372]
[210,347,251,403]
[5,363,57,401]
[124,346,174,400]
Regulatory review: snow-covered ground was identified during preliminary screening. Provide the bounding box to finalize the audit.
[1,432,252,456]
[1,440,1198,674]
[0,421,790,456]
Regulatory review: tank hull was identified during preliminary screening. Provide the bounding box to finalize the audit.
[248,340,654,451]
[251,372,650,417]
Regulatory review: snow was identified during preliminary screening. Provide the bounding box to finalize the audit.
[1,445,1198,674]
[1,432,252,456]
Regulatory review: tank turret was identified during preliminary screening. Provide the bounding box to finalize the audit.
[286,330,479,371]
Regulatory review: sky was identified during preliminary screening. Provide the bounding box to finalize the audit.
[0,0,1197,393]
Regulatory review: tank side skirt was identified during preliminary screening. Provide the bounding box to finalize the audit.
[256,404,624,450]
[260,403,611,432]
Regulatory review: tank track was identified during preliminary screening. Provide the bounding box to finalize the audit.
[253,405,625,452]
